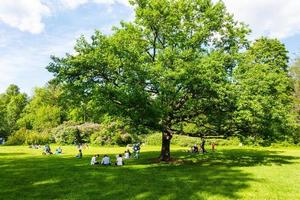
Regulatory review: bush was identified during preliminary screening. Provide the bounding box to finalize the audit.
[51,119,135,146]
[6,128,26,145]
[6,128,50,145]
[89,117,134,146]
[240,136,265,146]
[143,132,162,146]
[51,122,101,144]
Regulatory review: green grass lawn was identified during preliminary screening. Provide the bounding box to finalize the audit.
[0,145,300,200]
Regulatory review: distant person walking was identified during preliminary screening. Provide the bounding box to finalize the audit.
[133,143,141,159]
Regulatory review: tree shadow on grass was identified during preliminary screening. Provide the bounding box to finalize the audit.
[0,152,27,157]
[169,148,299,167]
[0,148,298,200]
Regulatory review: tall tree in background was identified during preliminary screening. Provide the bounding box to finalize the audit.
[0,84,27,138]
[290,57,300,143]
[48,0,249,160]
[17,85,63,131]
[234,38,295,142]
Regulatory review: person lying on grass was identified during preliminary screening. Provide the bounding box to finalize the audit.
[101,155,111,165]
[115,154,124,166]
[91,154,100,165]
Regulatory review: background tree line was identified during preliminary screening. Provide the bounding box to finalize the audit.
[0,0,299,160]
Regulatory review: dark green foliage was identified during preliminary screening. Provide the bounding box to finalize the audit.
[289,58,300,144]
[233,38,295,141]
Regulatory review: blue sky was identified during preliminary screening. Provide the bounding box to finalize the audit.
[0,0,299,94]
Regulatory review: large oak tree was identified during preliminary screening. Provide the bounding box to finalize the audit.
[47,0,249,160]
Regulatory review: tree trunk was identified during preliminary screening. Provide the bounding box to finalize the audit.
[160,129,172,161]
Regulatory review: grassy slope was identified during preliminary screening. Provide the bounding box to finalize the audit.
[0,145,299,200]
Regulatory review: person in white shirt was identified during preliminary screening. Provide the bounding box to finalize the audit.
[91,154,99,165]
[101,155,111,165]
[116,154,124,166]
[124,151,130,159]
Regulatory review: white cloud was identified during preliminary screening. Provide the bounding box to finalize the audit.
[222,0,300,39]
[59,0,89,9]
[0,0,50,34]
[93,0,131,7]
[57,0,131,10]
[0,0,132,34]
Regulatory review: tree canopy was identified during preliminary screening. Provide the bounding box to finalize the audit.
[47,0,252,160]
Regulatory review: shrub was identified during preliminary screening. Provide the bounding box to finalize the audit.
[51,119,134,145]
[25,131,50,145]
[6,128,50,145]
[6,128,26,145]
[89,117,134,146]
[143,132,162,146]
[90,130,112,145]
[240,136,265,146]
[51,122,101,144]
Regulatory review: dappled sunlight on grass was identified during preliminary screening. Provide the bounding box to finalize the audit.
[0,145,300,199]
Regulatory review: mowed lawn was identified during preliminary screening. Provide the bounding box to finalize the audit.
[0,145,300,200]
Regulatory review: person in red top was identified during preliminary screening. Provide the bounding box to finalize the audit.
[211,142,216,152]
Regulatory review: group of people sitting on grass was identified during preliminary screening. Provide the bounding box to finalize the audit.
[90,143,142,166]
[90,154,124,166]
[29,144,41,149]
[191,138,216,153]
[41,142,142,165]
[42,145,63,155]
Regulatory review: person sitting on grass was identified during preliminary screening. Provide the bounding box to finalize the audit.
[115,154,124,166]
[91,154,100,165]
[124,150,131,159]
[76,149,82,158]
[101,155,111,166]
[193,144,199,153]
[43,144,52,155]
[55,146,62,154]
